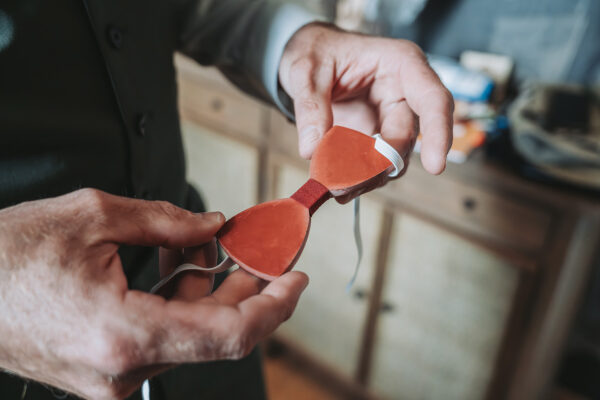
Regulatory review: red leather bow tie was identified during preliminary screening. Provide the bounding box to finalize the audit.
[217,125,398,281]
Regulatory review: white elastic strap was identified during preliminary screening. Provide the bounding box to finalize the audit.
[150,256,235,294]
[346,198,363,292]
[142,380,150,400]
[346,135,403,292]
[373,133,404,177]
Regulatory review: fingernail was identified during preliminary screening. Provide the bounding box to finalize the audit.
[423,152,446,175]
[200,212,225,223]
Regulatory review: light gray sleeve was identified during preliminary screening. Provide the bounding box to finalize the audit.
[177,0,329,119]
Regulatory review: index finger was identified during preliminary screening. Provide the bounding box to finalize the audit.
[400,52,454,174]
[73,189,226,248]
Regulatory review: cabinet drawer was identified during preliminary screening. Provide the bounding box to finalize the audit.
[380,165,552,254]
[177,66,268,143]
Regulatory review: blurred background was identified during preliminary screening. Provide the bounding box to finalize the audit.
[175,0,600,399]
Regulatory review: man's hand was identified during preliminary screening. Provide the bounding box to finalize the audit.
[279,23,454,175]
[0,189,308,399]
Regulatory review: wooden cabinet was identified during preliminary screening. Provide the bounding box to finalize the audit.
[174,54,600,400]
[371,214,520,400]
[378,166,552,255]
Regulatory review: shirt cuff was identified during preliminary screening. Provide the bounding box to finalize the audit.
[259,4,328,120]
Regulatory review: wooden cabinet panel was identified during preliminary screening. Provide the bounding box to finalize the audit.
[181,122,258,218]
[274,162,384,378]
[370,214,520,400]
[380,165,552,255]
[177,64,268,143]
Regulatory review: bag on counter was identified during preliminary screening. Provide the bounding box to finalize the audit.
[508,83,600,190]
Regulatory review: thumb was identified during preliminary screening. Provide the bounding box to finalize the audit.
[293,88,333,159]
[282,57,334,159]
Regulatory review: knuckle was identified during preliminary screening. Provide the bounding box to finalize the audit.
[72,188,110,219]
[273,296,296,324]
[289,58,323,96]
[425,74,452,105]
[290,56,316,76]
[280,303,295,323]
[395,39,425,59]
[155,200,186,220]
[297,98,322,114]
[68,189,113,234]
[407,42,425,58]
[432,84,453,103]
[438,88,455,114]
[421,87,454,115]
[74,188,106,209]
[91,330,139,376]
[445,90,455,112]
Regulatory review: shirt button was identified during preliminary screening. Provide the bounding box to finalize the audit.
[106,25,123,49]
[137,113,148,136]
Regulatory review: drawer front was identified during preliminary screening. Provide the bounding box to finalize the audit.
[380,165,552,254]
[177,68,267,143]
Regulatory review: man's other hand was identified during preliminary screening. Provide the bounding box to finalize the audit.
[279,23,454,176]
[0,189,308,399]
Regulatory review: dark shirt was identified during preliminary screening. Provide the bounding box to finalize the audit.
[0,1,267,398]
[0,0,186,210]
